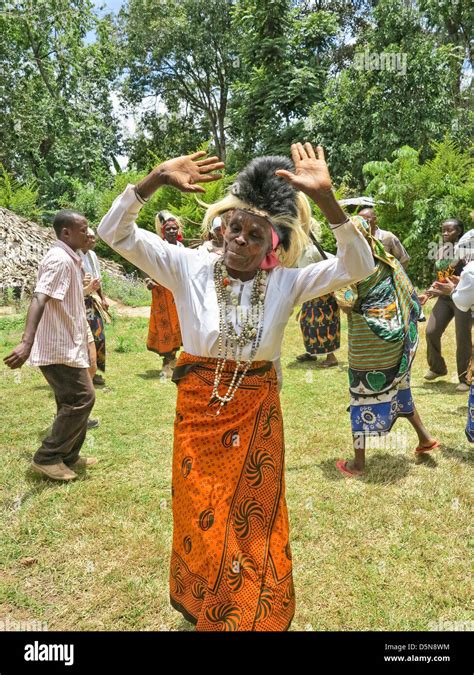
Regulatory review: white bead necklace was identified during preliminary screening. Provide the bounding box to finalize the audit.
[209,259,268,415]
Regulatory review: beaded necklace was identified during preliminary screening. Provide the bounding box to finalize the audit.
[210,258,268,415]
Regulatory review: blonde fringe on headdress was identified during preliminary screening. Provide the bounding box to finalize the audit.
[199,190,311,268]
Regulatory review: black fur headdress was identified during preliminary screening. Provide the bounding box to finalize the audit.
[231,156,298,251]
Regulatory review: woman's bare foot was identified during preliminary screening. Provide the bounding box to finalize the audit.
[345,459,364,474]
[336,459,364,476]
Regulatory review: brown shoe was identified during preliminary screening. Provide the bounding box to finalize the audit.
[455,382,469,392]
[31,461,78,481]
[423,370,447,381]
[69,456,98,469]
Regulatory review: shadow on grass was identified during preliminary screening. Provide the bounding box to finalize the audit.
[137,370,163,380]
[286,359,348,373]
[441,445,474,465]
[18,470,69,498]
[413,452,438,469]
[412,381,456,393]
[319,452,411,484]
[21,464,94,495]
[175,617,195,632]
[32,385,52,391]
[452,406,468,414]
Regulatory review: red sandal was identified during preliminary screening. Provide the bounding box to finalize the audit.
[415,439,440,454]
[336,459,363,477]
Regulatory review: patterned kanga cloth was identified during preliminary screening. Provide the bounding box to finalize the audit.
[347,219,422,436]
[147,282,182,357]
[85,295,106,372]
[299,293,340,355]
[169,351,295,631]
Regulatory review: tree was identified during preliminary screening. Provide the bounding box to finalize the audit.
[0,0,122,210]
[126,110,211,172]
[121,0,239,162]
[308,0,472,187]
[363,136,474,286]
[418,0,473,75]
[228,0,339,167]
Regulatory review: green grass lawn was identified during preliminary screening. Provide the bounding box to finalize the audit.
[0,309,472,631]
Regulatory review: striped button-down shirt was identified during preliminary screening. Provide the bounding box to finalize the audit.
[27,240,90,368]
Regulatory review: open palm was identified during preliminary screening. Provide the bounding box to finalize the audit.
[157,151,224,193]
[275,143,332,196]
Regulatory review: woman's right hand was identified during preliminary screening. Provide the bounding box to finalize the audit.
[154,151,225,194]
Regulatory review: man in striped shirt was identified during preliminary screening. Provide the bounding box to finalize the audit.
[4,210,98,481]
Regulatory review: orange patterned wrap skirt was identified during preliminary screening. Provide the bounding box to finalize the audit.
[147,283,182,356]
[169,351,295,631]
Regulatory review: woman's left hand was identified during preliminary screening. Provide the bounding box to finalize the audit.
[275,143,332,198]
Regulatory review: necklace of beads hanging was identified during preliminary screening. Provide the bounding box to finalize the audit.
[211,258,268,414]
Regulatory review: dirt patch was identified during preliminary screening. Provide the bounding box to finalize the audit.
[107,299,150,318]
[0,300,150,320]
[0,306,20,317]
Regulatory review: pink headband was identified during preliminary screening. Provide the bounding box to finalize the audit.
[260,227,280,270]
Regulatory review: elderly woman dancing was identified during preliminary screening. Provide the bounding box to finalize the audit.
[98,143,374,632]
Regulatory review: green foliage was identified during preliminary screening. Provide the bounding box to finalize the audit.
[309,0,473,187]
[0,166,41,220]
[101,271,150,308]
[229,0,338,167]
[2,0,472,293]
[114,335,135,353]
[122,0,237,160]
[0,0,122,211]
[126,112,211,173]
[363,136,474,286]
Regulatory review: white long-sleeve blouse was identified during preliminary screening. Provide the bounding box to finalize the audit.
[98,185,374,362]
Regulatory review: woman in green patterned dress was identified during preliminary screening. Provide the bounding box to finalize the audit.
[336,218,438,476]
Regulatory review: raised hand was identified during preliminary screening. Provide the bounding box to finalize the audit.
[276,142,348,224]
[155,151,225,194]
[275,143,332,198]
